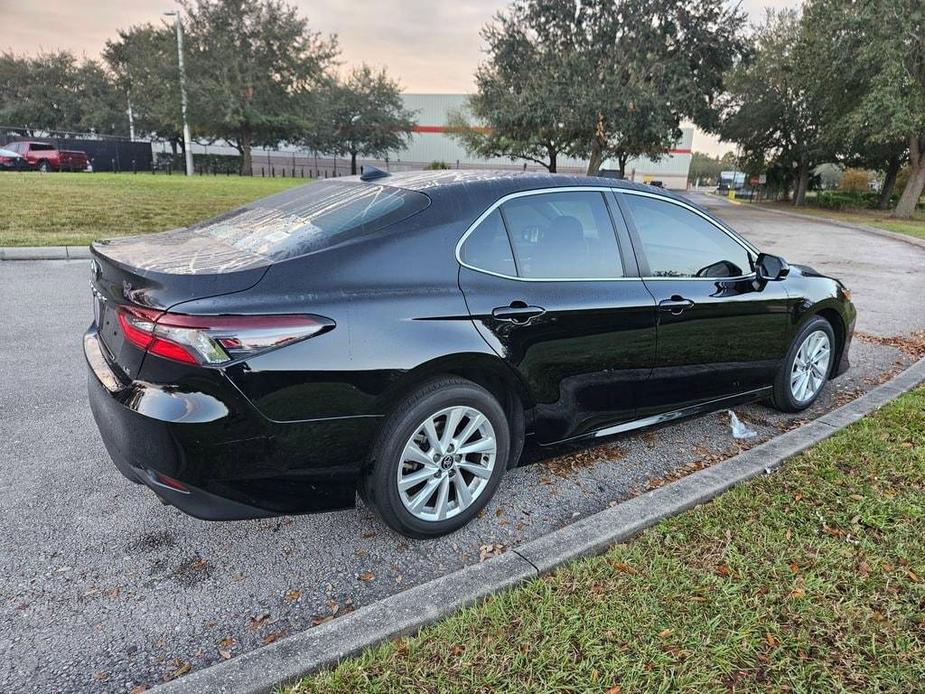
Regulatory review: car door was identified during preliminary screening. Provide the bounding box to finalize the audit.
[458,188,657,443]
[615,191,792,416]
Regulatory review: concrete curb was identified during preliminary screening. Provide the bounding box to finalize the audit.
[725,198,925,251]
[151,358,925,694]
[0,245,91,260]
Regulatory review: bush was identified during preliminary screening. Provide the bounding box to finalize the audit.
[814,190,878,210]
[839,168,871,193]
[424,161,451,170]
[154,152,243,174]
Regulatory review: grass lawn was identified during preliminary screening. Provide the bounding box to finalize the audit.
[287,385,925,693]
[763,201,925,242]
[0,172,307,247]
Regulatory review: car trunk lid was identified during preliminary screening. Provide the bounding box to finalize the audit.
[90,228,270,378]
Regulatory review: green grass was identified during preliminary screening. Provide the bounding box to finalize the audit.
[0,172,307,246]
[286,386,925,693]
[764,201,925,241]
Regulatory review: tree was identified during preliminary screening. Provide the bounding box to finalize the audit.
[449,1,578,173]
[309,65,416,175]
[181,0,338,174]
[688,152,725,186]
[453,0,746,176]
[0,51,125,136]
[847,0,925,218]
[719,10,833,206]
[104,24,187,149]
[574,0,747,176]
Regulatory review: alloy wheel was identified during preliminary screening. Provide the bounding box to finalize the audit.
[397,405,497,522]
[790,329,831,403]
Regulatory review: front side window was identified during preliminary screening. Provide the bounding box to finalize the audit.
[622,195,752,278]
[501,191,624,279]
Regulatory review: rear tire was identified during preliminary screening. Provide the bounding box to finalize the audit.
[37,160,50,173]
[771,316,835,412]
[363,377,510,538]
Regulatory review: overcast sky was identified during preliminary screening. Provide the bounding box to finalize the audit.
[0,0,799,156]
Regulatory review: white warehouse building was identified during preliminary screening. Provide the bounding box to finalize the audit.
[393,94,693,190]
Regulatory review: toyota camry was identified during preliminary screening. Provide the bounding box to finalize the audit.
[86,169,856,537]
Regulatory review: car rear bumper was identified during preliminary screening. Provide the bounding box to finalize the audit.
[85,329,378,520]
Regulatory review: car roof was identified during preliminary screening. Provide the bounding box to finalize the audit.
[341,169,669,197]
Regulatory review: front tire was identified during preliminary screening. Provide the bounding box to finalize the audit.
[363,377,510,538]
[771,316,835,412]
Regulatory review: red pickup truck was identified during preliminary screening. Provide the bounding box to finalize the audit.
[4,141,90,172]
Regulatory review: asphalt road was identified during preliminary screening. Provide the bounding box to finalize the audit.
[1,199,922,693]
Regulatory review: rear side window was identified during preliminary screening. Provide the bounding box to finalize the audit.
[622,194,752,278]
[501,191,624,279]
[191,181,430,261]
[459,209,516,276]
[29,143,55,151]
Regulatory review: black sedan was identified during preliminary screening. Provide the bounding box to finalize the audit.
[86,170,856,537]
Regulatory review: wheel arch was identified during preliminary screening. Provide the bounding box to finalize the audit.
[374,352,531,469]
[793,297,846,378]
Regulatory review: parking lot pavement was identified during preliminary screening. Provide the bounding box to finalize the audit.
[2,206,923,693]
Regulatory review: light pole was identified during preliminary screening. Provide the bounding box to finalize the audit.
[165,10,194,176]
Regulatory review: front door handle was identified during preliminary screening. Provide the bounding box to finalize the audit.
[492,301,546,324]
[658,296,695,315]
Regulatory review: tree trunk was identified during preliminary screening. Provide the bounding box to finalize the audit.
[350,151,358,175]
[239,125,253,176]
[893,137,925,219]
[614,153,629,179]
[793,158,810,206]
[586,138,604,176]
[877,154,901,209]
[547,145,557,174]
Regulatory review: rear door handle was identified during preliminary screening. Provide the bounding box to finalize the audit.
[658,296,695,314]
[492,302,546,324]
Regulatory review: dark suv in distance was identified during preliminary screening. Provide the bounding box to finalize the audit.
[86,170,856,537]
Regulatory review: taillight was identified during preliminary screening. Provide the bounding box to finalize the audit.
[117,306,333,365]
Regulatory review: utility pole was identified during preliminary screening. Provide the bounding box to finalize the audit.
[165,10,194,176]
[126,94,135,142]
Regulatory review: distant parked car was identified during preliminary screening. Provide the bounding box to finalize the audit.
[0,147,27,170]
[4,141,89,172]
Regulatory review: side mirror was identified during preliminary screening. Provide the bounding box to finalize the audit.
[756,253,789,281]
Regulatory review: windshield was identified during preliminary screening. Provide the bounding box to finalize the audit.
[190,181,430,261]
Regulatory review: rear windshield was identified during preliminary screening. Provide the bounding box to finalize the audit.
[190,181,430,261]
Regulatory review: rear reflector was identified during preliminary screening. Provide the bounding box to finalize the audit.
[117,306,333,366]
[145,469,190,494]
